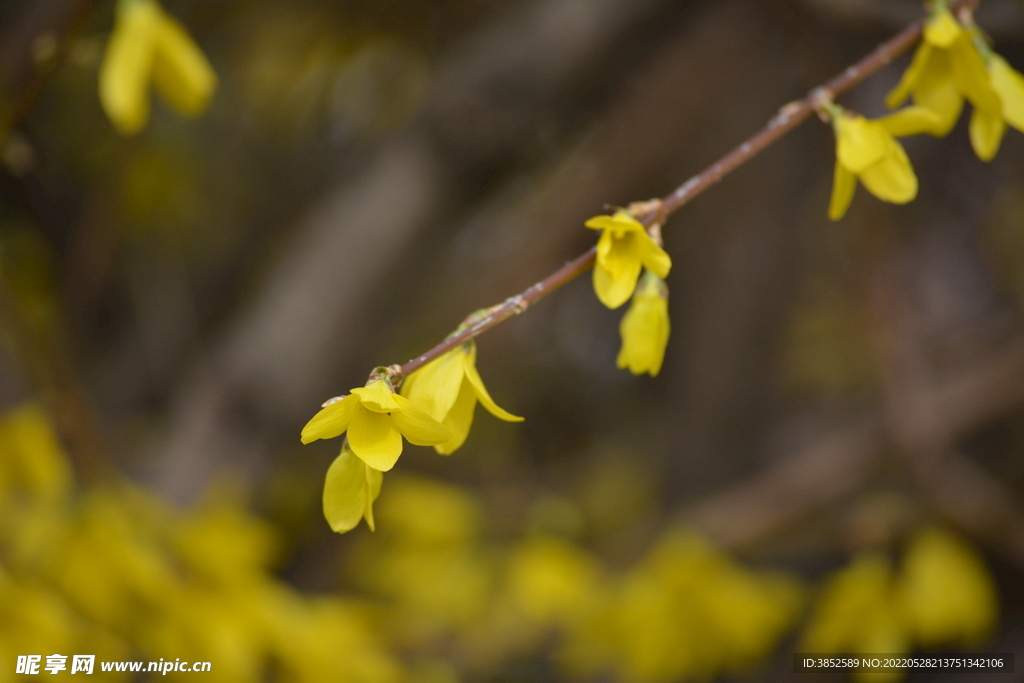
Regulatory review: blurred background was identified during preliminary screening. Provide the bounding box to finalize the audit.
[3,0,1024,680]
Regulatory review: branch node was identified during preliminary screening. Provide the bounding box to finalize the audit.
[809,87,835,122]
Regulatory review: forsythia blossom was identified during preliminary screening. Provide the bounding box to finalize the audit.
[897,528,997,647]
[401,340,523,455]
[99,0,217,135]
[827,106,938,221]
[301,378,450,472]
[801,528,998,683]
[586,212,671,309]
[886,4,1024,161]
[617,270,670,377]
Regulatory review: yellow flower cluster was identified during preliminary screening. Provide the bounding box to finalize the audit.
[886,4,1024,160]
[825,2,1024,218]
[801,528,998,682]
[0,404,402,683]
[587,211,673,378]
[303,347,522,534]
[351,477,804,683]
[99,0,217,135]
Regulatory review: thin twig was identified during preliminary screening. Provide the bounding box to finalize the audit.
[396,0,978,378]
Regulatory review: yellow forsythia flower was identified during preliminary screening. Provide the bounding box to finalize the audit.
[401,340,522,455]
[586,212,671,309]
[322,442,383,533]
[0,404,72,503]
[896,528,997,648]
[301,378,450,471]
[801,554,908,683]
[886,6,1008,160]
[617,270,669,377]
[828,106,938,221]
[99,0,217,135]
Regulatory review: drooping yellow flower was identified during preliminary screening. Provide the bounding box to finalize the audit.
[322,442,383,533]
[886,6,1007,159]
[828,106,938,221]
[966,48,1024,160]
[301,378,450,471]
[585,212,671,310]
[99,0,217,136]
[401,340,523,455]
[896,528,997,648]
[617,270,669,377]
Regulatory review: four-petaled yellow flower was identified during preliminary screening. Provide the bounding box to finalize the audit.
[322,442,383,533]
[586,212,671,309]
[401,340,523,455]
[99,0,217,136]
[301,378,450,471]
[828,106,938,221]
[617,271,670,377]
[885,6,1009,160]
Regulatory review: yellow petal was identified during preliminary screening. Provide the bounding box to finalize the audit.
[968,107,1006,161]
[364,464,383,532]
[596,229,641,279]
[151,10,217,117]
[322,446,371,533]
[98,0,162,135]
[391,394,452,445]
[924,9,962,49]
[593,263,634,309]
[300,394,359,444]
[877,106,941,137]
[435,381,477,455]
[584,213,645,233]
[351,380,398,413]
[636,232,672,279]
[887,43,933,109]
[835,116,889,172]
[400,348,465,422]
[462,343,523,422]
[989,55,1024,132]
[347,408,403,471]
[828,160,857,221]
[913,49,963,136]
[950,33,1001,114]
[857,139,917,204]
[616,277,670,377]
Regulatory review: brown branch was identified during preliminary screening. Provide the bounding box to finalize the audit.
[395,0,978,379]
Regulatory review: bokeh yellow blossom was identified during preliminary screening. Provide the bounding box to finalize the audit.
[401,340,522,455]
[301,378,451,471]
[828,107,938,220]
[801,554,908,680]
[897,527,997,648]
[802,528,999,683]
[586,211,671,309]
[617,270,670,377]
[609,532,803,683]
[99,0,217,135]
